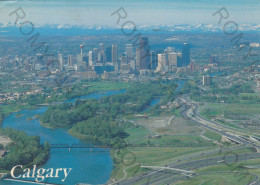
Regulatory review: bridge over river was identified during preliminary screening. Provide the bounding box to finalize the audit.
[49,144,110,149]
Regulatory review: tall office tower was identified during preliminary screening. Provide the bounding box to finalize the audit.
[99,43,104,52]
[130,60,136,71]
[136,48,141,70]
[126,44,133,60]
[68,55,73,67]
[58,54,64,70]
[182,43,190,66]
[120,56,127,64]
[168,52,182,67]
[136,37,150,70]
[76,54,84,71]
[98,51,105,63]
[76,54,83,64]
[150,51,158,70]
[83,56,89,66]
[164,47,174,61]
[112,44,118,65]
[105,46,112,62]
[157,54,167,71]
[88,51,94,66]
[93,48,98,62]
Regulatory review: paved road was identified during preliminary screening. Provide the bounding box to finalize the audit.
[111,97,260,185]
[115,153,260,185]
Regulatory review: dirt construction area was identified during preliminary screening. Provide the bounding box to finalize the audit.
[136,115,204,135]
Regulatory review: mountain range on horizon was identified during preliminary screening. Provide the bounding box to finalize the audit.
[1,23,260,36]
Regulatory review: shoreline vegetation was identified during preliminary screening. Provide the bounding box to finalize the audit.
[38,81,180,181]
[0,82,131,125]
[0,128,50,174]
[39,82,174,146]
[0,82,131,177]
[0,81,179,181]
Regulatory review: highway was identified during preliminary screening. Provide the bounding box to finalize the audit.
[115,153,260,185]
[179,97,259,149]
[112,97,260,185]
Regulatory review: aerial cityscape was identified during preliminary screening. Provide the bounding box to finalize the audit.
[0,0,260,185]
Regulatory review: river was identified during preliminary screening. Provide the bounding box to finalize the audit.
[1,81,184,185]
[1,89,126,185]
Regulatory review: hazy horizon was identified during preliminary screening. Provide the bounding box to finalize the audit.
[0,0,260,27]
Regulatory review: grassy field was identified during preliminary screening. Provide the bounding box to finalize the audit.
[112,119,221,180]
[174,147,254,166]
[174,172,254,185]
[125,127,150,145]
[203,130,222,142]
[111,146,258,183]
[202,103,260,118]
[83,81,131,91]
[111,146,213,181]
[110,113,227,181]
[125,126,217,147]
[174,158,260,185]
[201,102,260,133]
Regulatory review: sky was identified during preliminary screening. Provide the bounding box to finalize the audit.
[0,0,260,27]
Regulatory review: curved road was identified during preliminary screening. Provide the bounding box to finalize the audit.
[110,97,260,185]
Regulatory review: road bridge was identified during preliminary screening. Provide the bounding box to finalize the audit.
[49,144,110,149]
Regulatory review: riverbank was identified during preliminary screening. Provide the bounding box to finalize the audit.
[39,120,55,129]
[36,81,185,183]
[0,82,135,184]
[0,128,50,175]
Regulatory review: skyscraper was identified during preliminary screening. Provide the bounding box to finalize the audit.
[136,48,141,70]
[88,51,94,66]
[112,44,118,65]
[157,54,167,71]
[76,54,83,64]
[99,43,104,52]
[169,52,182,67]
[105,46,112,62]
[126,44,133,60]
[68,55,73,67]
[182,43,190,66]
[150,51,158,70]
[98,51,105,63]
[164,47,174,62]
[58,54,63,70]
[76,54,84,71]
[136,37,150,70]
[93,48,98,62]
[168,52,182,71]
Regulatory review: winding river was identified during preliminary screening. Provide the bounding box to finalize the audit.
[1,89,126,185]
[1,81,184,185]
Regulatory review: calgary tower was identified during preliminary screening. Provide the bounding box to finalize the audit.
[80,44,84,56]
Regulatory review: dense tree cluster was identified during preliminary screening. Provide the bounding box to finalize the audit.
[41,82,171,146]
[0,128,50,171]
